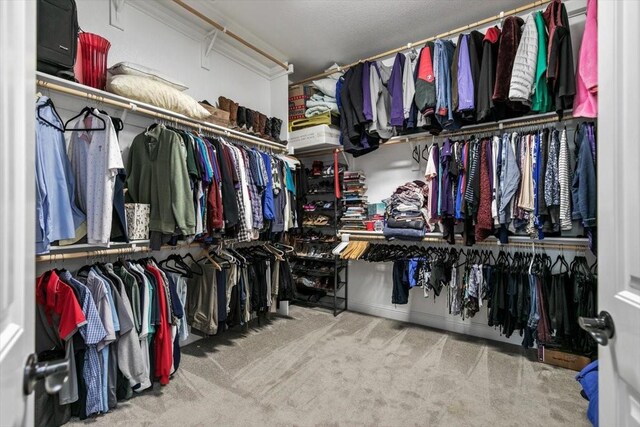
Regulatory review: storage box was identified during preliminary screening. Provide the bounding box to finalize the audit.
[288,124,341,152]
[288,84,317,122]
[125,203,150,240]
[199,102,230,127]
[538,346,591,371]
[289,111,340,132]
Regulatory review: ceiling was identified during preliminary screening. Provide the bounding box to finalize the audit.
[169,0,533,81]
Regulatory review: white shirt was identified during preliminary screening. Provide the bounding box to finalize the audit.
[67,110,123,246]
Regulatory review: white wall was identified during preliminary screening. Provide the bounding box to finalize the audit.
[334,0,591,346]
[75,0,287,127]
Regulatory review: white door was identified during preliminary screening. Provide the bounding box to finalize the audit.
[597,0,640,425]
[0,1,36,425]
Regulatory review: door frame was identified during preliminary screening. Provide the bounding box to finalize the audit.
[0,1,36,426]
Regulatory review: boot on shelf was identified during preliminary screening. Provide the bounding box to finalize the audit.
[237,106,247,131]
[258,113,267,139]
[252,111,261,136]
[264,115,273,141]
[218,96,230,112]
[271,117,283,143]
[245,109,254,133]
[228,100,239,129]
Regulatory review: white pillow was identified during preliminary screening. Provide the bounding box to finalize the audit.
[108,62,189,92]
[106,75,211,120]
[312,78,337,98]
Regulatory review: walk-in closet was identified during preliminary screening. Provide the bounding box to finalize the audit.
[1,0,638,426]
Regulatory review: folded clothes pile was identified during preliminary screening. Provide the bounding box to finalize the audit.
[382,181,429,240]
[342,171,368,231]
[305,93,339,117]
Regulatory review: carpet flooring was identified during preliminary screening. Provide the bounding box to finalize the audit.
[70,306,589,426]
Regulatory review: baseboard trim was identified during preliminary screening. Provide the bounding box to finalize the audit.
[348,301,522,346]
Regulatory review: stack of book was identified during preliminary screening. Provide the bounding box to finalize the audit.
[341,171,368,231]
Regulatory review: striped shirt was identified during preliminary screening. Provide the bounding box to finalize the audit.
[558,129,572,230]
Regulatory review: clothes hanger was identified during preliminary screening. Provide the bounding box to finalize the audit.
[179,253,204,275]
[64,106,107,131]
[264,243,285,261]
[196,248,222,271]
[37,98,65,132]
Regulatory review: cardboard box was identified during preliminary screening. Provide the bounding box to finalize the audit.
[288,84,316,122]
[288,124,341,152]
[538,346,591,371]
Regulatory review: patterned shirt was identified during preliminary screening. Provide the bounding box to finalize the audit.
[60,271,106,416]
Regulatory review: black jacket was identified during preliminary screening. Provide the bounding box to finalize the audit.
[544,0,576,111]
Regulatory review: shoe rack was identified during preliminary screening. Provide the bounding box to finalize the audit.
[291,166,348,316]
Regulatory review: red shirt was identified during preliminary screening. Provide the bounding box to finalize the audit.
[36,271,87,341]
[146,265,172,385]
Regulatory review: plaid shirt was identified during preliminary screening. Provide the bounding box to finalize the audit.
[224,143,252,243]
[240,148,264,231]
[60,271,106,417]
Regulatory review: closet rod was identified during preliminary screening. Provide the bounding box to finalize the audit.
[36,78,288,153]
[292,0,551,86]
[295,109,576,157]
[340,232,589,252]
[35,243,202,263]
[172,0,289,71]
[381,112,576,146]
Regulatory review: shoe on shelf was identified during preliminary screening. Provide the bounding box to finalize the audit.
[237,106,247,131]
[245,109,254,133]
[264,117,274,141]
[252,110,260,136]
[217,96,230,112]
[228,100,239,129]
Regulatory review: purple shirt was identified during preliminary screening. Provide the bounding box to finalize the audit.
[388,53,405,127]
[457,34,474,111]
[440,139,455,216]
[362,61,373,121]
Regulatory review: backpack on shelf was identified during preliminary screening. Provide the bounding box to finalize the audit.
[37,0,78,80]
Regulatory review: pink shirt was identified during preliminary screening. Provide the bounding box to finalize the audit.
[574,0,597,118]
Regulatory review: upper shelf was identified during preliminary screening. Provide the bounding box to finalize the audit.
[36,72,289,153]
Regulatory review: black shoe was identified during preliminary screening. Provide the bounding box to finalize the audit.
[237,106,246,130]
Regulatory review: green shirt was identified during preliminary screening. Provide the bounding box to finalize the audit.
[126,125,195,235]
[531,11,552,113]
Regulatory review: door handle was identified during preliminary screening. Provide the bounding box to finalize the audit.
[579,310,615,346]
[23,353,70,395]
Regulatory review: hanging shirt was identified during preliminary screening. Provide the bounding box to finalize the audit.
[457,35,475,112]
[67,110,124,246]
[558,129,572,230]
[573,0,597,118]
[59,271,106,417]
[434,39,457,128]
[361,61,373,121]
[367,61,394,139]
[84,269,115,413]
[439,139,455,216]
[35,97,86,254]
[499,133,522,224]
[388,53,406,127]
[35,272,87,426]
[532,11,552,113]
[402,52,416,119]
[146,264,173,385]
